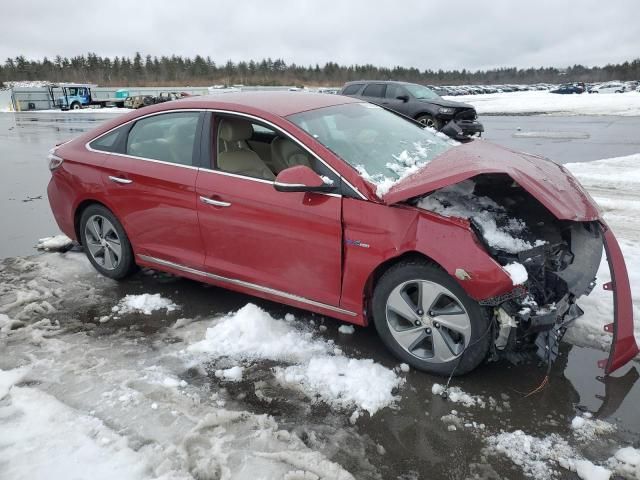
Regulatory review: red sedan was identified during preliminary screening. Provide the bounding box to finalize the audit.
[46,92,637,376]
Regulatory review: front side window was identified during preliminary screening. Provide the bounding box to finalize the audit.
[288,103,453,182]
[362,84,386,98]
[404,84,439,100]
[385,84,408,99]
[126,112,199,165]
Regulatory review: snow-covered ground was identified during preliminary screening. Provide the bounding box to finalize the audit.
[2,152,640,478]
[444,90,640,116]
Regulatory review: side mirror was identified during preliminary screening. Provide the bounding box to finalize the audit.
[396,95,409,102]
[274,165,336,193]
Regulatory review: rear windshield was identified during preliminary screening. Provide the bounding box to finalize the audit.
[287,103,453,182]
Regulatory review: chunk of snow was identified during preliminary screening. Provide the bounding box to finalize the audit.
[399,363,410,373]
[432,383,485,408]
[338,324,355,334]
[573,460,611,480]
[36,235,73,251]
[503,262,528,285]
[0,367,30,399]
[570,415,615,441]
[215,366,244,382]
[112,293,178,315]
[274,356,402,415]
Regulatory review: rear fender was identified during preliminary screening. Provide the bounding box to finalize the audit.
[599,223,639,374]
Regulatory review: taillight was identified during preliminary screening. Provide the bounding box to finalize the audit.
[48,148,64,171]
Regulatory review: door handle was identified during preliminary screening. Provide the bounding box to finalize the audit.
[200,196,231,207]
[109,175,133,184]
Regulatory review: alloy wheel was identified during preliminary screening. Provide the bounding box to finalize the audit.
[84,214,122,270]
[385,280,471,363]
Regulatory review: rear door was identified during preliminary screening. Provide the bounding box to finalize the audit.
[195,113,344,306]
[96,111,205,268]
[360,83,387,105]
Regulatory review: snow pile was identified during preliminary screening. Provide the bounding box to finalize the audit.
[35,235,74,252]
[188,303,330,362]
[0,366,30,399]
[274,356,401,415]
[418,179,544,253]
[608,446,640,479]
[112,293,178,315]
[215,366,244,382]
[504,262,528,285]
[432,383,485,408]
[187,303,402,415]
[444,90,640,116]
[571,414,616,441]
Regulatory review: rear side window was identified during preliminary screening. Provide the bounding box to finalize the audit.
[362,84,386,98]
[342,84,363,95]
[89,129,123,152]
[126,112,200,166]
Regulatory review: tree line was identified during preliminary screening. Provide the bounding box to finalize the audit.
[1,52,639,87]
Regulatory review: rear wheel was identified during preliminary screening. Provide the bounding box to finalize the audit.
[372,261,491,376]
[415,114,442,130]
[80,204,137,280]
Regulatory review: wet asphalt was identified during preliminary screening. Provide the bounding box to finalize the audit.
[1,110,640,479]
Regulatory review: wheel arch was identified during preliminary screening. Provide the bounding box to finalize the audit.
[363,250,445,324]
[74,199,112,245]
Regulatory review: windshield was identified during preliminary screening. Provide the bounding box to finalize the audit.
[404,84,439,100]
[288,103,454,194]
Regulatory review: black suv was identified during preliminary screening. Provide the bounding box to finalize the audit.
[340,81,483,139]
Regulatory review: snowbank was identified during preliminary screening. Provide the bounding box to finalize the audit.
[444,90,640,116]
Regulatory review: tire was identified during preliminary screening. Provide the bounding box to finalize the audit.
[79,204,137,280]
[142,96,154,106]
[415,114,442,130]
[372,261,491,376]
[70,102,81,110]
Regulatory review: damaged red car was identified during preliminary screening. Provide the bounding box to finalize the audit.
[46,92,637,376]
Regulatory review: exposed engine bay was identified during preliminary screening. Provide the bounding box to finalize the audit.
[417,174,604,365]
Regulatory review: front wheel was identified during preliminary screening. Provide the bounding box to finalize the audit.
[372,261,491,376]
[415,114,442,130]
[70,102,81,110]
[80,204,137,280]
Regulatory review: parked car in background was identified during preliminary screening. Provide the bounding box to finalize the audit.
[46,92,636,376]
[550,84,585,94]
[340,80,483,139]
[589,82,627,94]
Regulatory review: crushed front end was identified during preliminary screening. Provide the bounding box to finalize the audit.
[418,173,638,374]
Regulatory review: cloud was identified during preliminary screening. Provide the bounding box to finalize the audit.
[1,0,638,71]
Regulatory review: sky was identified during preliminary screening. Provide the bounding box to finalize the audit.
[1,0,638,71]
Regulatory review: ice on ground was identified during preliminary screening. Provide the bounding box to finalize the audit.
[338,324,355,335]
[188,303,402,414]
[432,383,485,408]
[504,262,528,285]
[571,414,616,441]
[275,356,402,415]
[417,179,544,253]
[35,234,73,251]
[112,293,178,315]
[0,366,30,399]
[188,303,330,362]
[443,90,640,116]
[215,366,244,382]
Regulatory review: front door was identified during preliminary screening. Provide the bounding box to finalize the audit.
[195,114,343,306]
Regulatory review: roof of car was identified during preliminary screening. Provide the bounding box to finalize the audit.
[171,91,361,117]
[343,80,415,86]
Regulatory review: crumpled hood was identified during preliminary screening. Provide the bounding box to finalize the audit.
[382,140,600,222]
[423,98,475,110]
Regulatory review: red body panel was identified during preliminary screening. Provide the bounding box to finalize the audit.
[600,225,639,374]
[383,140,600,222]
[196,170,343,306]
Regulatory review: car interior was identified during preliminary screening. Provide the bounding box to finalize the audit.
[216,117,317,181]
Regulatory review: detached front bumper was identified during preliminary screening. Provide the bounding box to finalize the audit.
[600,224,639,374]
[440,119,484,140]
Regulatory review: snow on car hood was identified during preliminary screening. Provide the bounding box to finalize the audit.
[382,140,601,222]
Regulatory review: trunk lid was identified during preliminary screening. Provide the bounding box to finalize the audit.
[382,140,600,221]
